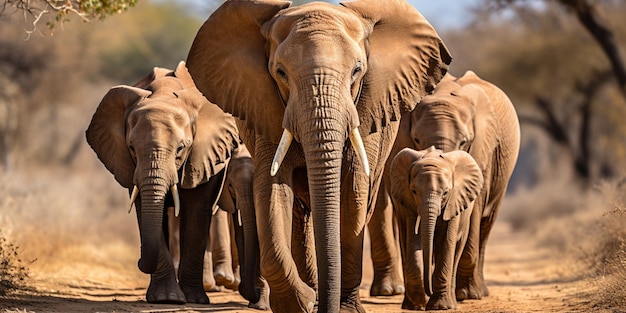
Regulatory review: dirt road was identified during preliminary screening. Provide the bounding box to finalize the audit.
[1,222,598,312]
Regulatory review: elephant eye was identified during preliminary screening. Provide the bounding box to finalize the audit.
[176,143,185,157]
[351,61,362,81]
[413,138,420,147]
[276,68,287,82]
[459,139,467,148]
[442,189,449,197]
[129,144,135,154]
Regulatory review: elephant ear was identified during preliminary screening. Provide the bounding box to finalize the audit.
[341,0,451,135]
[172,61,197,89]
[452,71,498,173]
[174,87,240,189]
[86,86,152,188]
[442,150,484,221]
[186,0,291,144]
[390,148,428,211]
[133,66,173,89]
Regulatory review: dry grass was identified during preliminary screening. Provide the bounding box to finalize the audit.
[501,178,626,310]
[0,232,29,296]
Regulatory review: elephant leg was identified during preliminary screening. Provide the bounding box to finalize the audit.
[229,216,242,291]
[368,185,403,296]
[455,202,482,301]
[167,207,181,276]
[203,248,219,291]
[397,212,426,310]
[255,141,315,313]
[291,198,318,291]
[426,219,458,311]
[339,186,369,312]
[211,208,236,290]
[178,171,225,304]
[477,194,505,298]
[135,204,185,304]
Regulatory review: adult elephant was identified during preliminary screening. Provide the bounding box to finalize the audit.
[86,61,239,304]
[390,147,484,310]
[397,71,520,301]
[186,1,451,312]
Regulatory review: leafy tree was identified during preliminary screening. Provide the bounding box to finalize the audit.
[0,0,136,35]
[444,1,626,184]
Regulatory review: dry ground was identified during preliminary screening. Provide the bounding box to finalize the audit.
[0,222,604,313]
[0,165,621,313]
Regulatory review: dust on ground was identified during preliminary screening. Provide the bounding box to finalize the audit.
[1,221,602,313]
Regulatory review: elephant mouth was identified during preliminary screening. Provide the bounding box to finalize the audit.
[269,128,370,177]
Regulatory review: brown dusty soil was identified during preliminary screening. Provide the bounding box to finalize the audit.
[1,222,600,313]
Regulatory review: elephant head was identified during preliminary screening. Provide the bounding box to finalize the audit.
[390,147,483,297]
[407,71,498,170]
[86,61,239,274]
[187,1,450,310]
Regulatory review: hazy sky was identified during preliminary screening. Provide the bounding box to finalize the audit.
[409,0,481,30]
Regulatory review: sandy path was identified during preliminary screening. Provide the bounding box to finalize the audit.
[1,222,596,312]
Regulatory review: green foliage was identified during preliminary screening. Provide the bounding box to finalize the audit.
[2,0,137,34]
[0,233,29,296]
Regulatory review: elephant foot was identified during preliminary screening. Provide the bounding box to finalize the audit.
[251,277,271,310]
[203,272,221,292]
[426,292,456,311]
[456,274,487,300]
[214,263,237,290]
[180,283,210,304]
[268,282,315,313]
[401,295,425,311]
[146,273,186,304]
[340,291,366,313]
[369,272,405,296]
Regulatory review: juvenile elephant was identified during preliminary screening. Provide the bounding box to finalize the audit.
[395,71,520,301]
[86,61,239,304]
[391,147,484,310]
[186,0,451,312]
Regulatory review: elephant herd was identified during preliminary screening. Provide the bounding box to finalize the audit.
[85,0,520,312]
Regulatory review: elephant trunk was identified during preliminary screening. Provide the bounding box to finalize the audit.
[136,154,174,274]
[421,192,440,297]
[301,118,346,313]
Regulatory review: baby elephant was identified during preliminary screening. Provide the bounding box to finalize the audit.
[390,147,484,310]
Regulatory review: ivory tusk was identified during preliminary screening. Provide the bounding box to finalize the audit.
[270,129,293,177]
[129,185,139,214]
[171,184,181,217]
[349,127,370,177]
[415,215,421,235]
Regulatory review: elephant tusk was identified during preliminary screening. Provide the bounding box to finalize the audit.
[349,127,370,177]
[171,184,181,217]
[270,129,293,177]
[415,215,420,235]
[129,185,139,214]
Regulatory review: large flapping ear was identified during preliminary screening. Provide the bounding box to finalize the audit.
[442,150,484,221]
[177,89,240,189]
[86,86,152,188]
[451,71,498,172]
[341,0,451,135]
[390,148,428,211]
[186,0,291,144]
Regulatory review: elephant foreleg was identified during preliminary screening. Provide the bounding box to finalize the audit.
[255,140,315,313]
[368,184,404,297]
[211,208,237,290]
[178,172,224,304]
[427,219,458,310]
